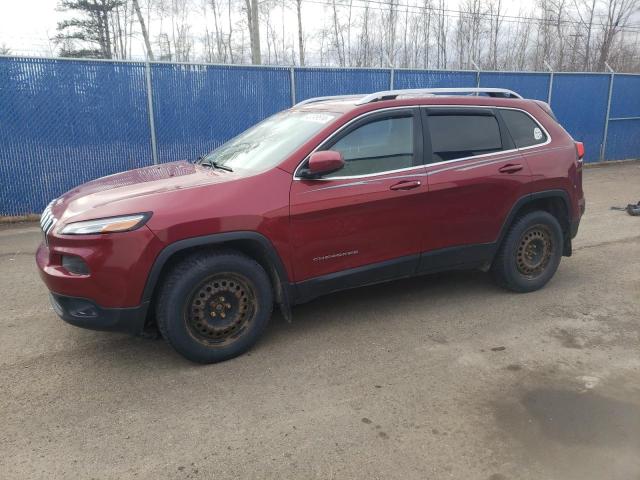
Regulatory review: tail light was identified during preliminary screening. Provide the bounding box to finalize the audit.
[575,142,585,161]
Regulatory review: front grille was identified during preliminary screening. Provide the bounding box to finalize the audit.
[40,200,58,242]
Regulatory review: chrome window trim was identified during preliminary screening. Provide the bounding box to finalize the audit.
[424,148,520,170]
[292,104,552,181]
[422,106,552,164]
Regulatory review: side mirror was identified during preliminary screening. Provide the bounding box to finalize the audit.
[300,150,345,178]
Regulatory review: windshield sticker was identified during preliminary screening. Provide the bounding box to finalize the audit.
[302,113,335,124]
[533,127,543,140]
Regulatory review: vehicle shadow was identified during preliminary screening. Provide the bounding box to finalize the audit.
[263,268,500,341]
[63,268,501,371]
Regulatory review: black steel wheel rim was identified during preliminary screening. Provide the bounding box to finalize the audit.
[516,224,553,278]
[184,272,256,346]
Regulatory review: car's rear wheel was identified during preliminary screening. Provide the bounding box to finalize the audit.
[491,210,563,292]
[156,251,273,363]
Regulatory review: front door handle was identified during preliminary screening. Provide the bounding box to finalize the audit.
[498,163,524,174]
[390,180,421,191]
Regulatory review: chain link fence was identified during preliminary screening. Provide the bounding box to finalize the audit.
[1,55,639,216]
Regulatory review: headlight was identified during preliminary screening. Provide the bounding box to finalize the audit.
[59,213,151,235]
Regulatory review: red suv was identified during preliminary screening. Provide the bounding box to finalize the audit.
[36,88,585,363]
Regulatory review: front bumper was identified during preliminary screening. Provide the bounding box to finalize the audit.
[50,293,149,334]
[35,225,163,308]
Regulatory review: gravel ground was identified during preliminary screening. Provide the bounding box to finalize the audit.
[1,162,639,480]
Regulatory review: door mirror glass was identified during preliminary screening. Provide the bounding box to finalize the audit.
[301,150,345,178]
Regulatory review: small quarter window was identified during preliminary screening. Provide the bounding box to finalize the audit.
[428,114,503,162]
[500,109,548,148]
[324,115,415,177]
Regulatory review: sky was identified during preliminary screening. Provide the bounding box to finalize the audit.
[0,0,60,55]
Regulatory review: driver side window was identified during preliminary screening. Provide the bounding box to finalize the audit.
[324,115,415,178]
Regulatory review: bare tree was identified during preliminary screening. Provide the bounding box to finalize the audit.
[354,2,371,66]
[511,11,533,70]
[435,0,449,68]
[422,0,433,68]
[383,0,398,66]
[294,0,304,65]
[131,0,154,59]
[456,0,484,69]
[208,0,226,61]
[488,0,503,69]
[244,0,261,63]
[401,2,410,67]
[574,0,597,70]
[32,0,640,72]
[330,0,346,66]
[596,0,639,70]
[534,0,554,69]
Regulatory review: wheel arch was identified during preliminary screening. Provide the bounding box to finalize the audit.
[142,232,292,321]
[497,190,573,257]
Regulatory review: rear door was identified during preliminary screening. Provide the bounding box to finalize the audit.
[289,108,427,289]
[419,106,533,267]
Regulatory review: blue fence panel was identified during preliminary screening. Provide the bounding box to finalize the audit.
[0,57,152,216]
[3,56,640,216]
[394,69,476,88]
[607,119,640,161]
[609,74,640,118]
[479,72,550,101]
[550,73,610,163]
[151,64,291,163]
[294,67,390,102]
[605,74,640,161]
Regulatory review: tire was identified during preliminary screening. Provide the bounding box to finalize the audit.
[156,250,273,363]
[491,210,563,293]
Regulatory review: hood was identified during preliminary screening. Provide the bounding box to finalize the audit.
[51,161,240,224]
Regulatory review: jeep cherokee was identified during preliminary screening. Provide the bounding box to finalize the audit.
[36,87,585,363]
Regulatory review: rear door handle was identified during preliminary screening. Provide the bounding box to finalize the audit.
[390,180,421,191]
[498,163,524,174]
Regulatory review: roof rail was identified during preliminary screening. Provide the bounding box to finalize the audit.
[355,87,523,105]
[295,94,364,107]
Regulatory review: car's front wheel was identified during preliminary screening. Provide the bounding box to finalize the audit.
[491,210,564,293]
[156,251,273,363]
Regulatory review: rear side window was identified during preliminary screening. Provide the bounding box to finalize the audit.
[427,114,503,162]
[500,109,547,148]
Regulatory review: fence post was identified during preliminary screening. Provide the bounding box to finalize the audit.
[471,60,480,87]
[600,63,615,162]
[144,61,159,165]
[290,67,296,106]
[544,61,554,105]
[390,67,395,90]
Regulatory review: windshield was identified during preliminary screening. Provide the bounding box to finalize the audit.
[200,110,339,172]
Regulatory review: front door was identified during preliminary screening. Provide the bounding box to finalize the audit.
[289,108,427,295]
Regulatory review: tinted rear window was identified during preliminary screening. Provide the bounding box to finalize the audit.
[428,114,503,162]
[500,109,547,148]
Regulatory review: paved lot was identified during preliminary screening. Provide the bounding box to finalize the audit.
[1,162,640,480]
